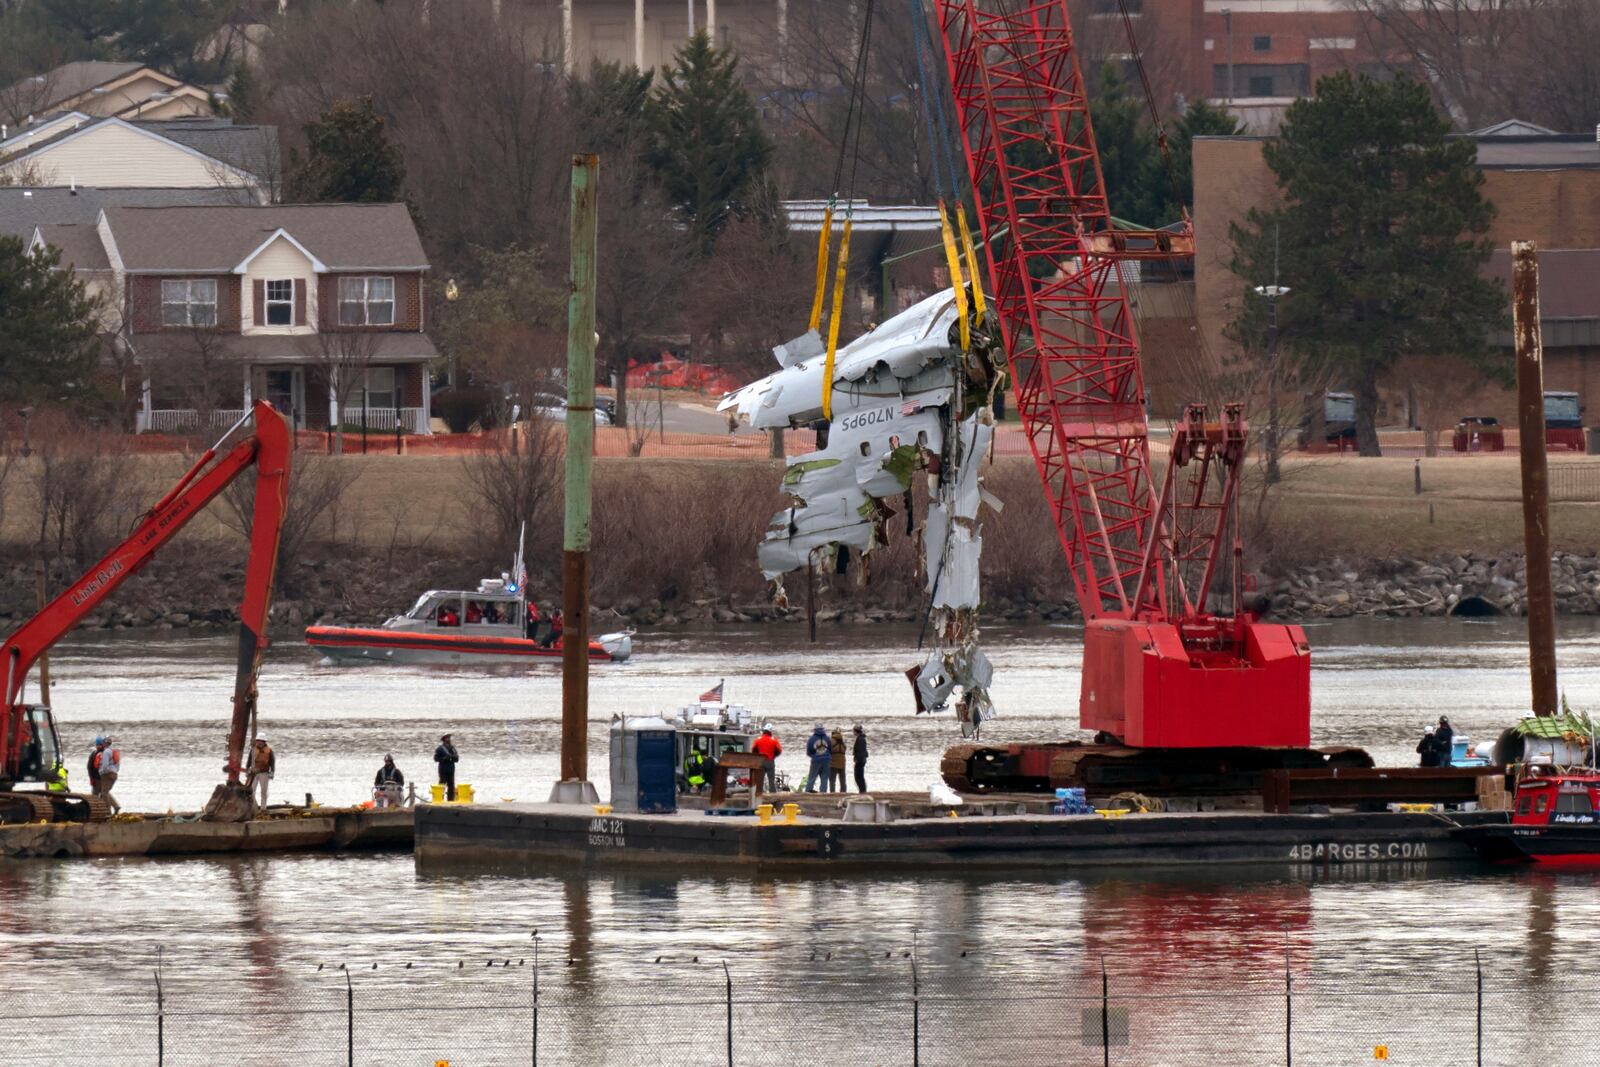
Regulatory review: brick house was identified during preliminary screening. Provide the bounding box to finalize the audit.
[34,202,438,434]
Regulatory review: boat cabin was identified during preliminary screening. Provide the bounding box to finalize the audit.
[669,701,760,793]
[1512,774,1600,826]
[389,578,541,635]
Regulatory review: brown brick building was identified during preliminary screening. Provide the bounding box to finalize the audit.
[1188,126,1600,429]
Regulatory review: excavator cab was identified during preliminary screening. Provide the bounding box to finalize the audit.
[15,705,63,784]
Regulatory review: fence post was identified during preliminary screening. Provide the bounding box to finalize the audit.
[1101,957,1110,1067]
[722,960,733,1067]
[346,968,354,1067]
[1476,949,1483,1067]
[1284,944,1292,1067]
[154,946,164,1067]
[532,932,540,1067]
[911,946,920,1067]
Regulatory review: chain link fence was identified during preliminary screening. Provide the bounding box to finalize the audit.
[5,949,1588,1066]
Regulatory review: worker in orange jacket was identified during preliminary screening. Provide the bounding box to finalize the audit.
[751,726,781,792]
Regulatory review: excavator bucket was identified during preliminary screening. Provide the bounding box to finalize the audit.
[201,783,255,822]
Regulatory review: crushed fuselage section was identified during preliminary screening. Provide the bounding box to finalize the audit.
[721,290,1003,735]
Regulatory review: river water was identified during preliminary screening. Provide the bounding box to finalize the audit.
[5,618,1600,1063]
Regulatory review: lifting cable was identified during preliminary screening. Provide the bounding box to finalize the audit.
[911,0,975,352]
[820,0,877,420]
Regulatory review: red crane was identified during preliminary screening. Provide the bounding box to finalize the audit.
[932,0,1359,791]
[0,402,291,823]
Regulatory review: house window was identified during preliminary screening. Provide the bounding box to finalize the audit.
[1252,35,1272,52]
[161,279,218,327]
[360,367,397,409]
[338,276,396,326]
[265,279,293,326]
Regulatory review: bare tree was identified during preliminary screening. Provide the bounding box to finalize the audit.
[258,0,572,259]
[458,416,562,564]
[217,451,364,589]
[1350,0,1600,131]
[1393,354,1495,456]
[300,330,380,454]
[26,410,138,570]
[143,329,243,433]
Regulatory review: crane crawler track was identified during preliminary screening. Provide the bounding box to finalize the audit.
[942,742,1375,797]
[0,793,57,825]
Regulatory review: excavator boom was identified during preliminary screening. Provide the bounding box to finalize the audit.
[0,402,290,816]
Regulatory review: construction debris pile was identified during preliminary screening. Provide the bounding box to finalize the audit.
[720,289,1004,735]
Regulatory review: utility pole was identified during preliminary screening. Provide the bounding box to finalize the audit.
[552,154,601,805]
[1253,225,1290,486]
[1512,240,1557,717]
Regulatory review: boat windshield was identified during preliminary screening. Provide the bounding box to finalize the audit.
[406,593,440,620]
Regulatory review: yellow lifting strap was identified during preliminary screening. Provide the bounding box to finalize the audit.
[955,205,987,324]
[821,216,854,420]
[938,201,971,352]
[808,201,835,334]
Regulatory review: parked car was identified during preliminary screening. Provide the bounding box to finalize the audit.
[1453,415,1505,452]
[1545,391,1584,451]
[525,392,613,426]
[1296,391,1357,451]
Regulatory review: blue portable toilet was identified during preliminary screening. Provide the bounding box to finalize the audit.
[609,716,678,814]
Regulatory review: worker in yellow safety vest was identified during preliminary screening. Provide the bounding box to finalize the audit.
[46,761,69,792]
[683,747,710,792]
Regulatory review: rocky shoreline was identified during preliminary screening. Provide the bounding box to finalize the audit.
[1,550,1589,638]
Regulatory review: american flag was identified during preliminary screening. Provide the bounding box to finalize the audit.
[699,680,725,703]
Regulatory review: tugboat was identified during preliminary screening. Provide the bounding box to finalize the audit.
[1455,715,1599,865]
[1456,772,1600,865]
[666,682,784,796]
[305,541,632,665]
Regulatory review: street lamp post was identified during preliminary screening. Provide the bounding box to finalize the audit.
[1252,283,1291,484]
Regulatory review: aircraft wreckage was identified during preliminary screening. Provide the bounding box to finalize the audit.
[719,290,1004,735]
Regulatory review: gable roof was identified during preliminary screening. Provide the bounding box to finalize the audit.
[0,186,246,240]
[1469,119,1559,138]
[31,222,111,271]
[0,116,276,182]
[5,62,148,113]
[103,203,429,273]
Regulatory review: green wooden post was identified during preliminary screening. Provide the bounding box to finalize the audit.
[557,154,600,797]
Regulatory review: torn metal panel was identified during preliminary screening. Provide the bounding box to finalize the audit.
[729,287,1004,736]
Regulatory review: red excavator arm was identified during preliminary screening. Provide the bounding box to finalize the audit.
[0,402,290,813]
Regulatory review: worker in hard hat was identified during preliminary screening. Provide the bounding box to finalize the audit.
[373,754,404,808]
[247,737,275,809]
[682,742,712,793]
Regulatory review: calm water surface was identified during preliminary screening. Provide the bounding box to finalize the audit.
[4,618,1600,1059]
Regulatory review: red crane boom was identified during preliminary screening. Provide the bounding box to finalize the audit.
[933,0,1312,763]
[0,402,291,823]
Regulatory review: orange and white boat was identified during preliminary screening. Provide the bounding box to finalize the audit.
[305,577,632,666]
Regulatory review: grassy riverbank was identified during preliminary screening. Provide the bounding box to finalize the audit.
[0,451,1596,633]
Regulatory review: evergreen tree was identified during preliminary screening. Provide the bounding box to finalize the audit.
[645,32,774,255]
[1228,72,1504,456]
[0,236,100,406]
[287,97,406,204]
[1089,64,1159,225]
[570,60,654,157]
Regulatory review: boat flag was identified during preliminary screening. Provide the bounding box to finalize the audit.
[699,680,725,703]
[509,521,527,595]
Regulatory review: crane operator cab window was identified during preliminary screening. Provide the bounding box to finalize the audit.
[17,706,63,783]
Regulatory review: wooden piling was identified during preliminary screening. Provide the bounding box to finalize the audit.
[1512,240,1557,716]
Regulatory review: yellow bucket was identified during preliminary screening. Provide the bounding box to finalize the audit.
[430,784,445,803]
[457,784,475,804]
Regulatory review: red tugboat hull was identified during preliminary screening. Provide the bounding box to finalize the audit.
[1457,773,1600,864]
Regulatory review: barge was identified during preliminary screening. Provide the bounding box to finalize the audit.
[0,805,413,860]
[414,800,1508,872]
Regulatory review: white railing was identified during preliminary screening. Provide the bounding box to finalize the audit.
[339,406,429,433]
[140,408,247,433]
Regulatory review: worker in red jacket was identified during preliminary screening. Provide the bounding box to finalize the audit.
[751,726,782,793]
